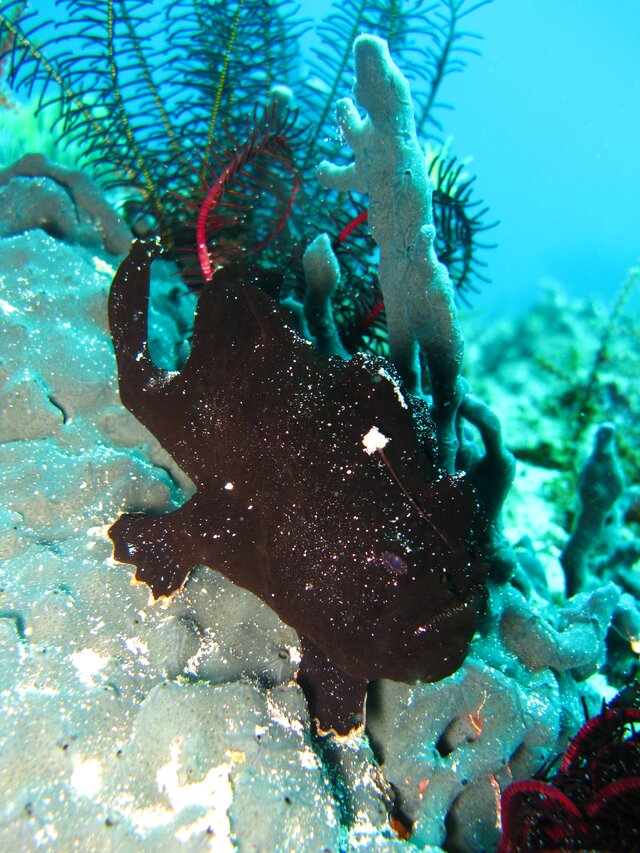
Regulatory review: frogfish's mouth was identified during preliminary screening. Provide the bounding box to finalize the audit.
[412,580,487,638]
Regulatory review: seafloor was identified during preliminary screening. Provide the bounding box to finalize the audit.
[1,188,638,852]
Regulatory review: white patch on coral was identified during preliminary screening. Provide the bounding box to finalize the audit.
[156,738,234,850]
[325,801,338,827]
[362,426,390,455]
[588,671,618,703]
[69,648,110,687]
[124,636,147,655]
[16,683,59,698]
[88,617,105,636]
[184,628,219,676]
[92,256,116,276]
[0,297,18,315]
[87,524,111,541]
[116,792,173,833]
[265,694,304,734]
[348,810,379,847]
[70,758,103,798]
[299,748,318,770]
[113,743,235,844]
[125,636,150,666]
[34,823,58,845]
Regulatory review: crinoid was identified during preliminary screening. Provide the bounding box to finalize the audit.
[0,0,495,301]
[498,681,640,852]
[428,146,496,305]
[0,0,305,254]
[176,104,302,286]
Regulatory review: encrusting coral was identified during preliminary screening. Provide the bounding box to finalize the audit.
[0,153,131,254]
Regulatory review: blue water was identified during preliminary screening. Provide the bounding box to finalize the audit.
[441,0,640,316]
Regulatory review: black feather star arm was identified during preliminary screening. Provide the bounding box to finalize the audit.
[164,0,307,159]
[428,146,497,302]
[411,0,492,139]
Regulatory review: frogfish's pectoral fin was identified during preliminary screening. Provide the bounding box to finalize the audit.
[109,499,203,600]
[296,635,368,736]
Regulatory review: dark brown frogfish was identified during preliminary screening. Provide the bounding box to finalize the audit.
[108,240,486,735]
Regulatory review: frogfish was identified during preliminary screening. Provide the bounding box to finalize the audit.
[108,240,487,735]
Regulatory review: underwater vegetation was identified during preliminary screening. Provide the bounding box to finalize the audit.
[0,0,494,354]
[0,0,639,851]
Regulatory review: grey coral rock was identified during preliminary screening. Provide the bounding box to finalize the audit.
[366,658,565,851]
[317,35,464,472]
[0,153,131,254]
[561,423,625,596]
[302,233,349,358]
[499,582,620,678]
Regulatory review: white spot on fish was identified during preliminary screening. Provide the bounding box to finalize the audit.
[362,426,390,455]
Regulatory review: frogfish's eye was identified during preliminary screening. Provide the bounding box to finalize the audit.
[380,551,408,576]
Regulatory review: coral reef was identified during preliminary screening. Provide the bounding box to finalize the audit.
[362,575,622,850]
[1,193,636,853]
[0,2,637,851]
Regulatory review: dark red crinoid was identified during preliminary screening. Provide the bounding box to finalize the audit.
[498,682,640,852]
[179,105,301,285]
